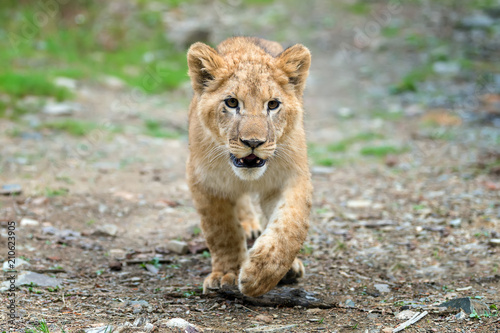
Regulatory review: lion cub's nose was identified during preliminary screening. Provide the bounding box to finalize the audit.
[240,138,266,148]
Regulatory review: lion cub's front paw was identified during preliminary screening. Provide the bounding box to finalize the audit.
[238,259,284,297]
[203,271,238,293]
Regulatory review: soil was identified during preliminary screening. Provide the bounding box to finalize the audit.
[1,1,499,332]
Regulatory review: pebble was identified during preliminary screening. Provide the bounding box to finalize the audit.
[20,218,40,227]
[455,310,467,320]
[440,297,490,315]
[84,326,113,333]
[255,314,273,323]
[0,184,22,195]
[92,224,119,237]
[166,240,189,255]
[395,310,417,320]
[54,77,77,90]
[101,75,126,90]
[382,327,394,333]
[145,263,159,274]
[346,200,372,208]
[1,271,62,288]
[449,218,462,228]
[489,239,500,247]
[42,102,82,116]
[345,299,356,307]
[2,258,30,271]
[374,284,391,293]
[109,261,123,271]
[311,166,335,175]
[159,318,201,332]
[245,324,298,332]
[109,249,126,259]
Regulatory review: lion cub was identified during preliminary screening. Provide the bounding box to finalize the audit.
[186,37,312,297]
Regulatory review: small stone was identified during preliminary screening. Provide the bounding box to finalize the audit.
[255,314,273,323]
[2,271,62,288]
[374,284,391,293]
[3,258,30,271]
[460,14,494,29]
[143,323,154,333]
[433,62,460,75]
[395,310,417,320]
[346,200,372,208]
[449,218,462,228]
[166,240,189,255]
[54,77,77,90]
[306,308,322,314]
[382,328,394,333]
[245,324,298,332]
[440,297,490,315]
[133,317,149,327]
[101,75,125,90]
[92,224,119,237]
[311,166,335,175]
[109,261,122,271]
[0,184,22,195]
[32,197,49,205]
[42,102,82,116]
[98,204,108,214]
[345,299,356,307]
[109,249,126,259]
[145,264,159,274]
[20,218,40,227]
[338,107,353,118]
[159,318,200,332]
[455,310,467,320]
[84,326,113,333]
[42,226,58,235]
[385,155,398,167]
[489,239,500,247]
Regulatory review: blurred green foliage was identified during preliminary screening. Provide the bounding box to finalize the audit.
[0,0,190,116]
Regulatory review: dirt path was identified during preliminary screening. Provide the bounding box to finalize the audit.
[1,1,499,332]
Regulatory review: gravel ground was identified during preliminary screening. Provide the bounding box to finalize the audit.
[1,1,499,332]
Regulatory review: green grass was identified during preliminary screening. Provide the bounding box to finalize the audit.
[143,119,181,138]
[360,145,407,157]
[28,319,50,333]
[0,1,190,117]
[44,187,69,197]
[309,131,386,166]
[343,1,370,15]
[314,157,342,167]
[0,73,73,100]
[372,109,404,121]
[40,120,99,136]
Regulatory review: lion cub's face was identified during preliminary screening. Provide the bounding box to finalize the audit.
[188,41,310,181]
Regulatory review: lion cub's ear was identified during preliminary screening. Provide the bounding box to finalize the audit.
[187,42,225,95]
[277,44,311,96]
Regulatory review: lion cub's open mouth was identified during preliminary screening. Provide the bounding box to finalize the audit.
[230,153,267,168]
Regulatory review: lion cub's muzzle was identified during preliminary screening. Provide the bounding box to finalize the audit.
[230,153,267,168]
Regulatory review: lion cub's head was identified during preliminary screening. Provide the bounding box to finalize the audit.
[187,38,311,181]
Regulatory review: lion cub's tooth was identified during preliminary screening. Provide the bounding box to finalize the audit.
[256,159,261,164]
[240,158,244,164]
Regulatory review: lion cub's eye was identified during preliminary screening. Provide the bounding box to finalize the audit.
[225,98,239,108]
[268,100,280,110]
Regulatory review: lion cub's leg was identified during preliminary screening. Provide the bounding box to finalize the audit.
[237,193,262,240]
[190,184,247,293]
[238,177,311,297]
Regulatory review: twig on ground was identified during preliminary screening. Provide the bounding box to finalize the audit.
[393,311,428,333]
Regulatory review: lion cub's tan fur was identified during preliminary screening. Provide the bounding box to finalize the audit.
[186,37,312,297]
